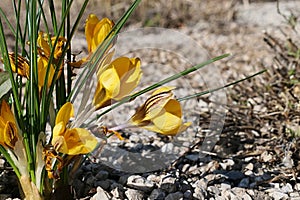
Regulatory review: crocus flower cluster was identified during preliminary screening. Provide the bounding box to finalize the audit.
[0,13,190,188]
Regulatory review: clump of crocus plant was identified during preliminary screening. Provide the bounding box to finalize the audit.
[0,0,234,199]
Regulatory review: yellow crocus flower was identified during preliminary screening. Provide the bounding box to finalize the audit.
[51,102,98,155]
[69,15,114,68]
[130,87,191,136]
[0,101,18,149]
[85,15,114,53]
[93,57,142,109]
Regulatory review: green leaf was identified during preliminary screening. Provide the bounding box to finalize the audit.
[0,71,12,100]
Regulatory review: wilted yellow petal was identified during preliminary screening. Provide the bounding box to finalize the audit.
[8,53,29,78]
[55,102,74,126]
[51,36,67,59]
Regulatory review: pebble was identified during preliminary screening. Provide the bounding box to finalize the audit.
[111,186,124,199]
[94,180,111,190]
[95,170,109,180]
[165,191,183,200]
[125,189,144,200]
[148,189,166,200]
[91,187,111,200]
[127,175,155,192]
[224,170,245,181]
[185,153,199,162]
[238,177,250,188]
[160,176,177,193]
[183,190,193,199]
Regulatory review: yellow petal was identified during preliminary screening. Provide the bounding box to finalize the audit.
[38,56,55,88]
[0,101,15,124]
[52,135,68,154]
[53,121,66,137]
[100,66,121,95]
[64,128,98,155]
[114,58,142,99]
[55,102,74,126]
[4,121,18,149]
[37,32,51,56]
[85,14,100,53]
[93,83,112,109]
[51,36,67,59]
[91,18,114,53]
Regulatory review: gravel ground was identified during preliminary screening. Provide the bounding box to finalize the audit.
[1,1,300,200]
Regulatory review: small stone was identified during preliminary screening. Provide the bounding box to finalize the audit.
[244,157,254,162]
[180,180,192,192]
[244,163,254,171]
[220,183,231,191]
[160,176,177,193]
[127,175,154,192]
[238,177,250,188]
[185,153,199,162]
[0,159,5,168]
[242,193,252,200]
[148,189,166,200]
[207,186,220,195]
[94,180,110,190]
[225,171,245,181]
[281,183,293,193]
[183,190,193,199]
[147,174,161,184]
[125,189,144,200]
[91,187,111,200]
[119,175,130,185]
[244,170,253,176]
[111,186,124,199]
[295,183,300,191]
[165,191,183,200]
[269,191,289,200]
[86,176,96,186]
[181,164,190,173]
[219,159,235,170]
[95,170,109,181]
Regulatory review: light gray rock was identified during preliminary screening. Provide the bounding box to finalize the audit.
[111,186,124,199]
[127,175,155,192]
[91,187,111,200]
[125,188,144,200]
